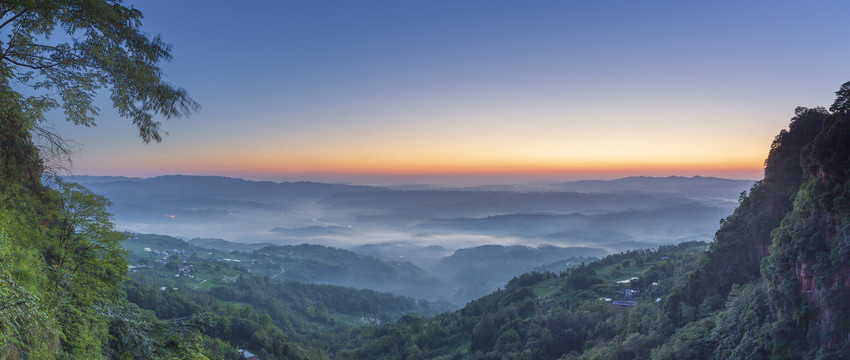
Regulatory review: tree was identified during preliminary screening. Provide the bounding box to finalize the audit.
[830,81,850,113]
[0,2,199,357]
[0,0,198,145]
[48,179,127,286]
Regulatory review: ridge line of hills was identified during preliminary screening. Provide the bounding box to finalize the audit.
[125,233,605,305]
[63,174,752,260]
[4,84,848,358]
[65,174,754,193]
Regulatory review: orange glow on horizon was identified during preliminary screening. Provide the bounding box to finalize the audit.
[168,155,764,178]
[76,120,772,184]
[110,162,763,182]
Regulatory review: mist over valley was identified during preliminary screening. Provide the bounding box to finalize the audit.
[68,174,752,304]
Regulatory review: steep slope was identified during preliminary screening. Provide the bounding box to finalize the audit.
[2,84,310,358]
[334,242,708,359]
[672,106,828,309]
[760,86,850,356]
[433,244,602,302]
[328,82,850,360]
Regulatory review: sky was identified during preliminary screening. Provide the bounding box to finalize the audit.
[46,0,850,186]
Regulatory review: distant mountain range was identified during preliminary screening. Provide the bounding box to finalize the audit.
[65,174,752,197]
[64,174,752,264]
[416,175,755,196]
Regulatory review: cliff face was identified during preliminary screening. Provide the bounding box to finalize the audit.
[662,84,850,358]
[762,87,850,351]
[674,107,827,308]
[749,106,829,267]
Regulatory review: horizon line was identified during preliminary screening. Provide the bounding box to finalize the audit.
[62,171,761,187]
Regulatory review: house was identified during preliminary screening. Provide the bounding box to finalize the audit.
[616,277,638,284]
[611,300,637,307]
[238,349,260,360]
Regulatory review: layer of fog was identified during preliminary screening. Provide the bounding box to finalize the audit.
[68,175,753,303]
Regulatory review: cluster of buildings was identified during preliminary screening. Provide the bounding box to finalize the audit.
[238,349,260,360]
[600,276,657,307]
[358,316,382,326]
[144,247,190,256]
[176,262,195,278]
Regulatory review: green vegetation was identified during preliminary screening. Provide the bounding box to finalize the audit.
[125,234,448,300]
[0,0,197,144]
[0,1,236,358]
[0,162,240,358]
[328,83,850,359]
[123,234,452,324]
[120,233,452,359]
[331,242,706,359]
[2,1,849,358]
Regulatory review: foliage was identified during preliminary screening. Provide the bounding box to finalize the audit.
[122,238,451,359]
[760,93,850,359]
[1,6,848,356]
[0,209,59,359]
[0,85,43,185]
[334,242,705,360]
[670,106,828,313]
[651,317,715,360]
[329,82,850,359]
[0,136,218,358]
[124,234,451,301]
[710,282,772,360]
[0,0,198,143]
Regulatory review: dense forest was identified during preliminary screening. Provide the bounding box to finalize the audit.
[1,1,850,359]
[3,80,849,358]
[321,85,850,359]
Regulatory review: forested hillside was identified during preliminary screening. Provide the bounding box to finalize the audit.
[124,234,449,301]
[4,66,850,360]
[1,94,306,358]
[324,83,850,359]
[122,236,451,359]
[0,1,260,358]
[1,1,848,358]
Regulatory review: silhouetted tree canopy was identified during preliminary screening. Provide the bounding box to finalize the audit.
[831,80,850,113]
[0,0,197,143]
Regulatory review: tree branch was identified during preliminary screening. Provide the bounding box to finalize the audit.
[4,56,60,70]
[33,124,78,176]
[0,8,27,31]
[2,43,86,69]
[0,37,19,62]
[0,8,12,22]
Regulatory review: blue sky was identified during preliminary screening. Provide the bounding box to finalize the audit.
[49,0,850,185]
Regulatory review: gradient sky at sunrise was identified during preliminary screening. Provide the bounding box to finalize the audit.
[47,0,850,185]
